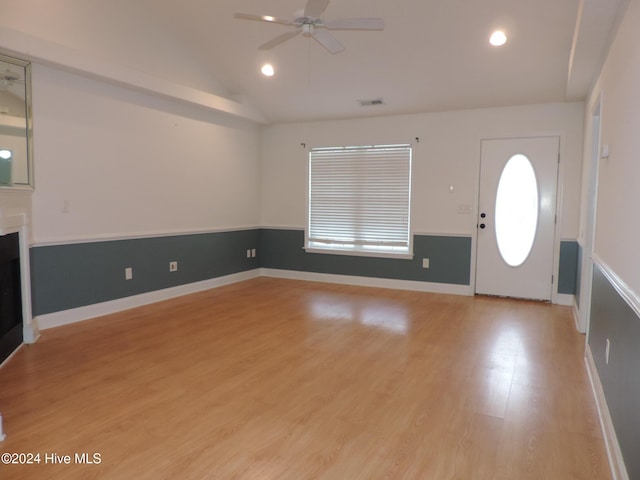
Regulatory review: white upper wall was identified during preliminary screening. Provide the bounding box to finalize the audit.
[31,64,261,244]
[584,0,640,294]
[0,0,230,98]
[261,102,584,239]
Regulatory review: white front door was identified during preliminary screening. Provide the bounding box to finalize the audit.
[475,137,559,300]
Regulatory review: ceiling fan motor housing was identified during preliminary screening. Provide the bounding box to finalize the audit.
[235,0,384,54]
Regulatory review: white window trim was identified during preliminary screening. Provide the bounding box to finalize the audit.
[304,246,415,260]
[305,143,414,259]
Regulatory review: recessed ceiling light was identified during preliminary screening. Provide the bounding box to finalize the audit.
[490,30,507,47]
[261,63,275,77]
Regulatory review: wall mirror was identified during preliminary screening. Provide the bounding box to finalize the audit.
[0,54,33,188]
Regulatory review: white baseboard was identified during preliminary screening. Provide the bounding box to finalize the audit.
[260,268,474,296]
[36,269,261,330]
[554,293,574,306]
[585,345,629,480]
[571,298,584,333]
[31,269,584,333]
[23,318,40,344]
[35,268,472,331]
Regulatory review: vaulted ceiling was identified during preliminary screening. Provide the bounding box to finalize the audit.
[0,0,629,124]
[134,0,627,123]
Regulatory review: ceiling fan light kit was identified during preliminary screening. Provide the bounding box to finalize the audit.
[235,0,384,55]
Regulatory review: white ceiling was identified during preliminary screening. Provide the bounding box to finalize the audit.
[136,0,627,124]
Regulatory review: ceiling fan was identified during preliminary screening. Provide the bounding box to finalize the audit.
[234,0,384,54]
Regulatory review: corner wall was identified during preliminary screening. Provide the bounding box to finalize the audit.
[28,63,262,321]
[579,1,640,478]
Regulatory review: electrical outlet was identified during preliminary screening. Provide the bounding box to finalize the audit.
[422,258,430,269]
[125,267,133,280]
[169,261,178,272]
[246,249,251,258]
[605,338,611,365]
[251,248,256,258]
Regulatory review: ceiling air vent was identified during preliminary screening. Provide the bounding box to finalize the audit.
[358,98,384,107]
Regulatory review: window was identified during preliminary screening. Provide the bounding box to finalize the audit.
[494,154,539,267]
[307,144,412,258]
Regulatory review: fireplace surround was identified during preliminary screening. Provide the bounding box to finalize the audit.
[0,206,38,357]
[0,232,22,364]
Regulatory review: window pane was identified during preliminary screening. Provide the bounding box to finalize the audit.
[308,144,411,255]
[495,154,538,267]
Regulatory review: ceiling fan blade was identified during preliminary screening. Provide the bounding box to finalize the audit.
[325,18,384,30]
[234,13,294,26]
[312,29,344,54]
[304,0,330,18]
[259,30,301,50]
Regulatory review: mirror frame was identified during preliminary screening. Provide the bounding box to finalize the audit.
[0,53,34,189]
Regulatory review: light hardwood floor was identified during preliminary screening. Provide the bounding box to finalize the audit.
[0,278,610,479]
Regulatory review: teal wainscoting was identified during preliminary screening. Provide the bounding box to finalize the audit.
[260,229,472,285]
[32,230,576,317]
[589,263,640,479]
[575,243,583,304]
[558,240,579,295]
[30,229,260,316]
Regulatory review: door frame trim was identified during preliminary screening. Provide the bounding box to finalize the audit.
[471,133,565,302]
[581,95,603,336]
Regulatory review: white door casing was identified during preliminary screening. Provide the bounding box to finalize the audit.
[476,137,560,300]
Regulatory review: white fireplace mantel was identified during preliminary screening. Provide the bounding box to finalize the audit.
[0,211,27,235]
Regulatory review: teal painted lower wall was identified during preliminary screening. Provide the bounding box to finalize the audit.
[558,240,579,295]
[30,230,260,316]
[575,243,583,304]
[30,230,579,316]
[260,229,472,285]
[589,264,639,479]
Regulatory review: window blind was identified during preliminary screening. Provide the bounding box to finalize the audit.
[308,144,412,254]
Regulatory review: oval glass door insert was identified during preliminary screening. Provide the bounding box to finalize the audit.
[495,154,539,267]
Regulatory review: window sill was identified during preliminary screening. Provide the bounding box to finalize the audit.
[304,247,414,260]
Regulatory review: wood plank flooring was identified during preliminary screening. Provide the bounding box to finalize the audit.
[0,278,610,479]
